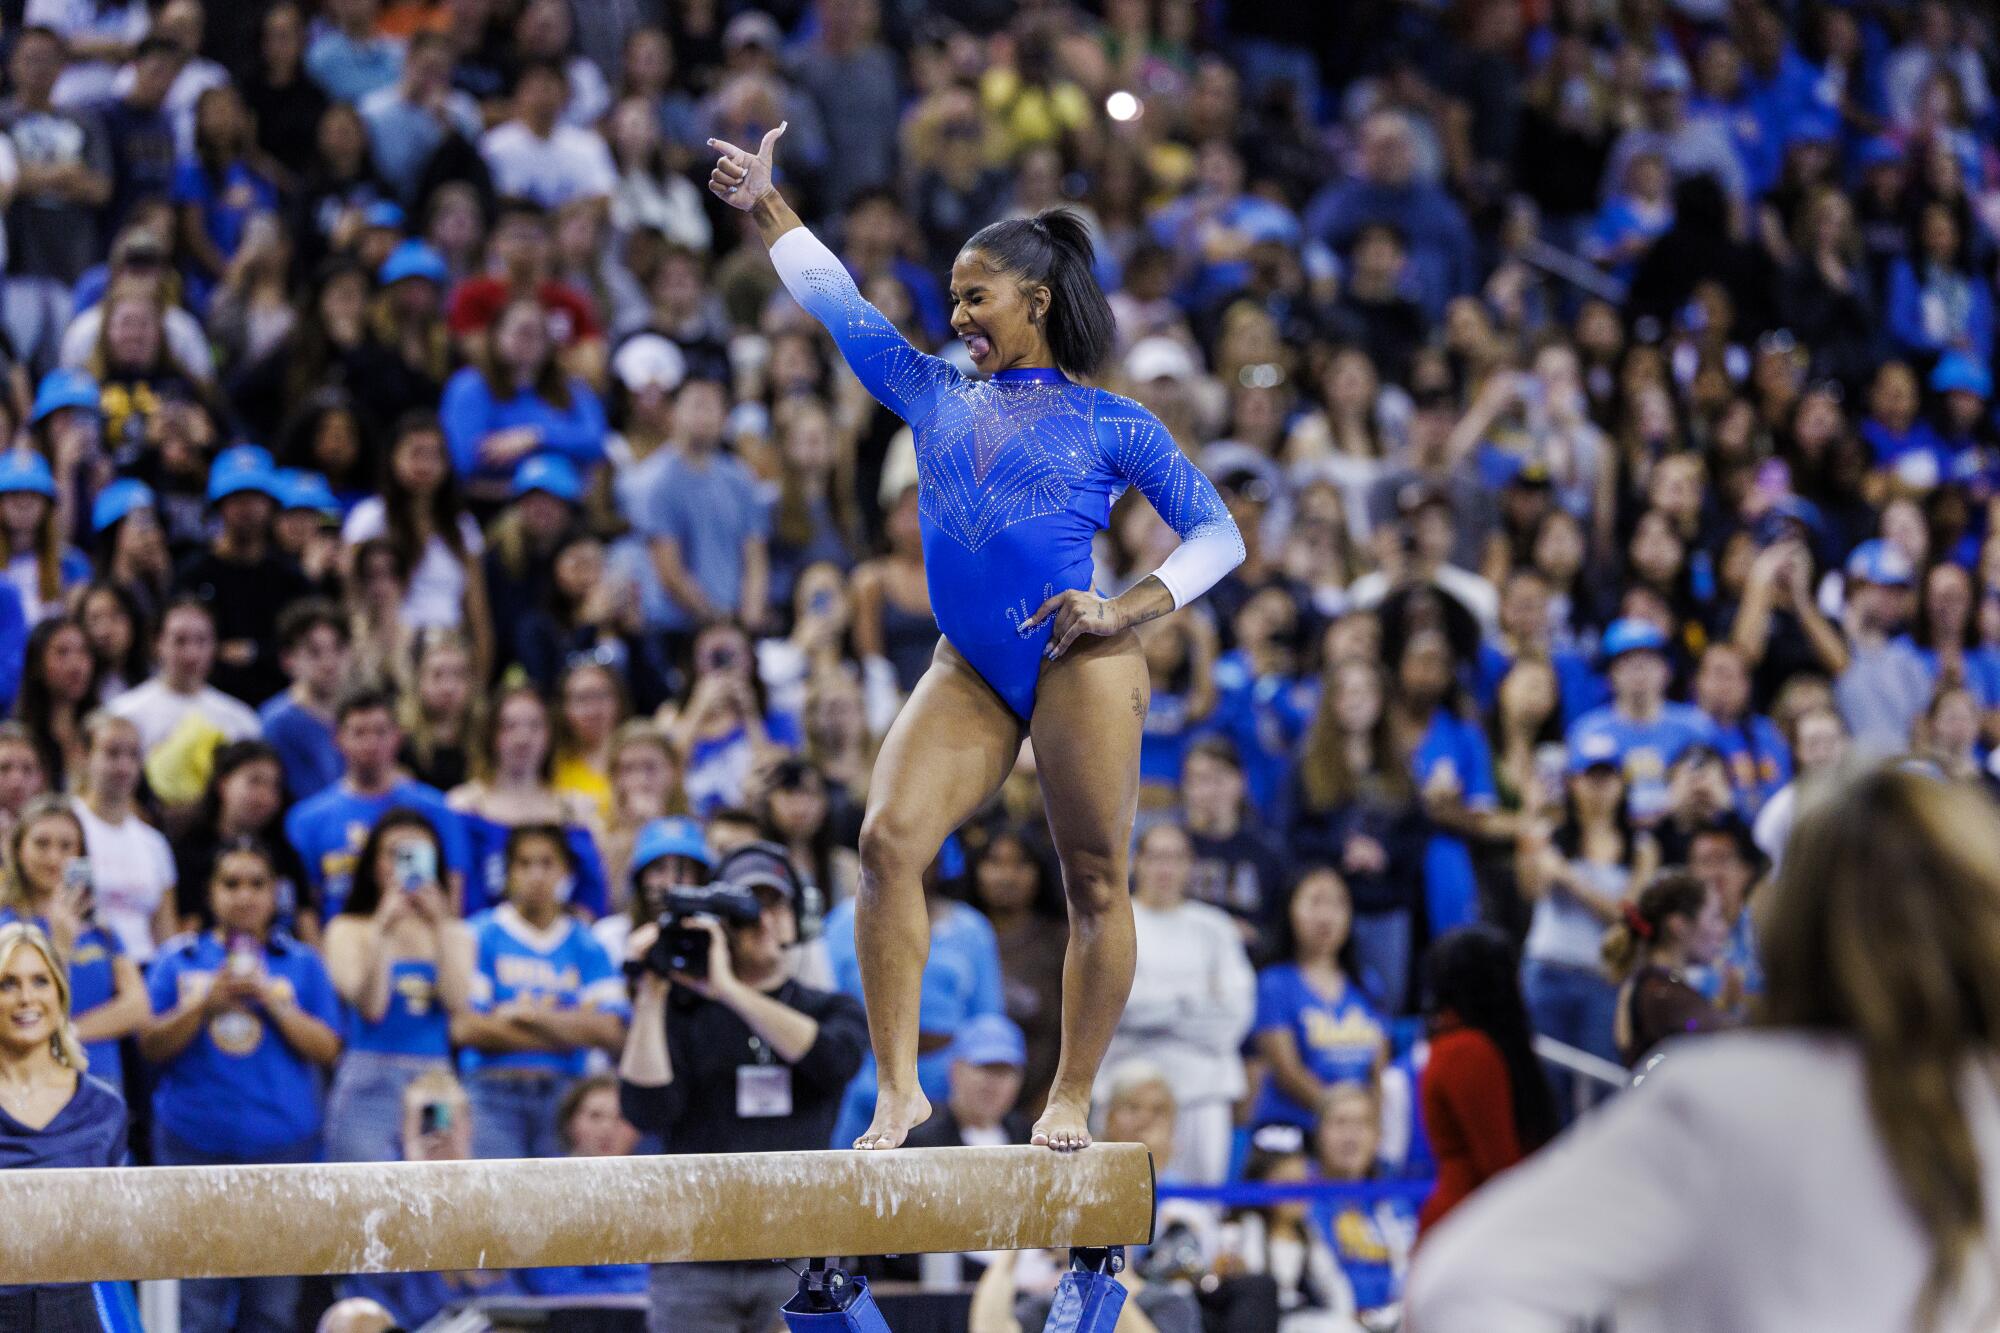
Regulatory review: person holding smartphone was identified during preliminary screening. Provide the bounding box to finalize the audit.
[322,809,474,1162]
[0,796,149,1096]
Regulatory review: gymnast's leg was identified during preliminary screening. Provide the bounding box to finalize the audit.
[1027,628,1147,1150]
[853,639,1023,1149]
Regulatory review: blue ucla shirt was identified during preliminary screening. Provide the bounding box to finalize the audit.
[1473,641,1609,730]
[1250,963,1387,1129]
[1205,651,1313,821]
[461,905,628,1078]
[458,812,610,919]
[258,693,342,803]
[1908,641,2000,710]
[1411,709,1497,934]
[0,908,126,1089]
[776,229,1241,720]
[347,957,450,1058]
[1565,702,1717,822]
[1313,1193,1416,1313]
[284,779,470,918]
[1704,711,1791,817]
[145,930,342,1156]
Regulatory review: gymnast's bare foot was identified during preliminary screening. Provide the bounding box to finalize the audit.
[1031,1090,1093,1152]
[854,1087,931,1149]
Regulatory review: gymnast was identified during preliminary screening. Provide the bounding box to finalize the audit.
[707,125,1245,1152]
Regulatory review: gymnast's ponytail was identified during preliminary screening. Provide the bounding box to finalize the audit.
[963,208,1115,380]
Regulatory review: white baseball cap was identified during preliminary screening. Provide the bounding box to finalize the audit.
[613,334,688,394]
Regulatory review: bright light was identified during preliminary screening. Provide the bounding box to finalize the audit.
[1106,91,1140,122]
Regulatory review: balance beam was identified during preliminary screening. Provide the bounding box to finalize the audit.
[0,1143,1155,1284]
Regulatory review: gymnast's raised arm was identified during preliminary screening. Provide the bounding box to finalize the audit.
[708,124,959,426]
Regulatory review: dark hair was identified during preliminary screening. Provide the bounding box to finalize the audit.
[505,822,575,877]
[344,807,446,917]
[967,823,1064,921]
[196,739,288,841]
[1602,867,1710,977]
[14,616,95,788]
[336,682,399,725]
[1422,924,1558,1152]
[158,593,215,636]
[210,835,279,885]
[76,580,150,688]
[384,410,470,565]
[276,597,348,655]
[556,1072,622,1151]
[1270,864,1363,987]
[960,209,1114,378]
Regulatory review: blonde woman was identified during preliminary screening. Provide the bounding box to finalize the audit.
[0,920,129,1330]
[1411,765,2000,1331]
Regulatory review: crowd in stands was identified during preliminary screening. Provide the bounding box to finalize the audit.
[0,0,1996,1329]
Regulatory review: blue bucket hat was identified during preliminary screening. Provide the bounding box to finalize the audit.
[207,447,282,505]
[950,1013,1027,1068]
[1601,617,1669,661]
[1932,352,1993,400]
[91,478,156,534]
[379,239,449,287]
[30,369,99,424]
[631,817,713,875]
[510,454,583,504]
[0,450,56,499]
[1845,538,1913,588]
[362,200,406,230]
[273,468,340,515]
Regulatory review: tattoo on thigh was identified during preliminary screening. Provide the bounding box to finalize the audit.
[1131,687,1144,717]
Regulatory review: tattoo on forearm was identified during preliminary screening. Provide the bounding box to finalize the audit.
[1131,687,1145,718]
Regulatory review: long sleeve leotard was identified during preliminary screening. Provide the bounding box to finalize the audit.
[771,226,1244,719]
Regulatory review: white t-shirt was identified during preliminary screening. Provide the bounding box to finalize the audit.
[479,120,615,209]
[105,678,262,754]
[342,500,484,630]
[73,798,175,962]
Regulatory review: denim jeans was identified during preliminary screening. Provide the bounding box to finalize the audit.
[1521,957,1620,1120]
[1350,909,1413,1014]
[466,1071,570,1159]
[648,1261,796,1333]
[324,1051,449,1163]
[151,1129,318,1333]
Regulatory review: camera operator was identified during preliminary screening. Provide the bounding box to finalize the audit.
[618,851,866,1333]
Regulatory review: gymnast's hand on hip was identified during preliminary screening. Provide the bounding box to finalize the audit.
[1023,588,1129,661]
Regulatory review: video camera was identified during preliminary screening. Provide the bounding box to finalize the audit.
[633,884,765,980]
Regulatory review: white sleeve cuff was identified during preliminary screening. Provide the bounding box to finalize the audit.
[1152,524,1246,610]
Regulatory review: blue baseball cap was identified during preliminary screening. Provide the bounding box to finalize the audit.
[631,817,713,874]
[1932,352,1993,399]
[362,200,406,230]
[207,448,282,505]
[1568,730,1623,775]
[951,1013,1026,1068]
[379,239,449,287]
[91,478,155,533]
[1846,537,1913,588]
[30,369,99,424]
[273,468,340,515]
[1602,617,1669,660]
[511,454,582,504]
[0,450,55,499]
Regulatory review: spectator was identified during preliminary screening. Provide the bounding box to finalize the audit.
[593,811,711,968]
[443,197,602,368]
[907,1012,1029,1148]
[323,808,472,1162]
[1395,627,1505,937]
[478,61,615,210]
[642,372,768,634]
[140,837,342,1333]
[305,0,404,104]
[0,723,49,843]
[438,296,608,499]
[1685,814,1768,1020]
[552,658,625,822]
[396,629,478,791]
[0,796,148,1093]
[1096,822,1254,1184]
[171,84,277,311]
[619,834,866,1330]
[98,36,181,229]
[1585,149,1673,286]
[106,596,261,773]
[1516,732,1656,1084]
[481,454,583,670]
[1250,866,1388,1131]
[1306,109,1477,320]
[171,739,312,937]
[1691,641,1790,817]
[70,711,175,965]
[0,450,89,624]
[850,484,935,697]
[358,31,481,204]
[965,825,1065,1119]
[518,1072,648,1298]
[1601,867,1731,1067]
[0,26,114,376]
[791,0,900,215]
[1602,55,1748,208]
[285,684,466,917]
[1415,924,1556,1232]
[1835,539,1932,754]
[258,600,350,803]
[606,96,712,252]
[239,4,327,193]
[334,1070,525,1323]
[595,721,688,907]
[1311,1082,1417,1321]
[1887,200,1995,366]
[14,615,94,792]
[1885,0,1992,130]
[172,448,310,705]
[455,823,627,1159]
[669,619,794,817]
[0,920,129,1332]
[1565,618,1716,824]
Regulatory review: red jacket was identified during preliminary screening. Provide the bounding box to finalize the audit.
[1418,1023,1528,1232]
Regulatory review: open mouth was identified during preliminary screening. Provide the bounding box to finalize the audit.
[9,1007,45,1031]
[964,332,992,362]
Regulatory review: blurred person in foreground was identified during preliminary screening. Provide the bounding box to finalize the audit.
[1410,764,2000,1330]
[0,920,128,1333]
[337,1069,523,1327]
[1600,868,1733,1068]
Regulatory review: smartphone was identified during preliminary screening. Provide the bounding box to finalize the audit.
[808,589,835,617]
[393,841,438,894]
[63,858,93,920]
[419,1101,452,1136]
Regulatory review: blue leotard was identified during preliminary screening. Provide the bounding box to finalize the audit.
[772,227,1243,719]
